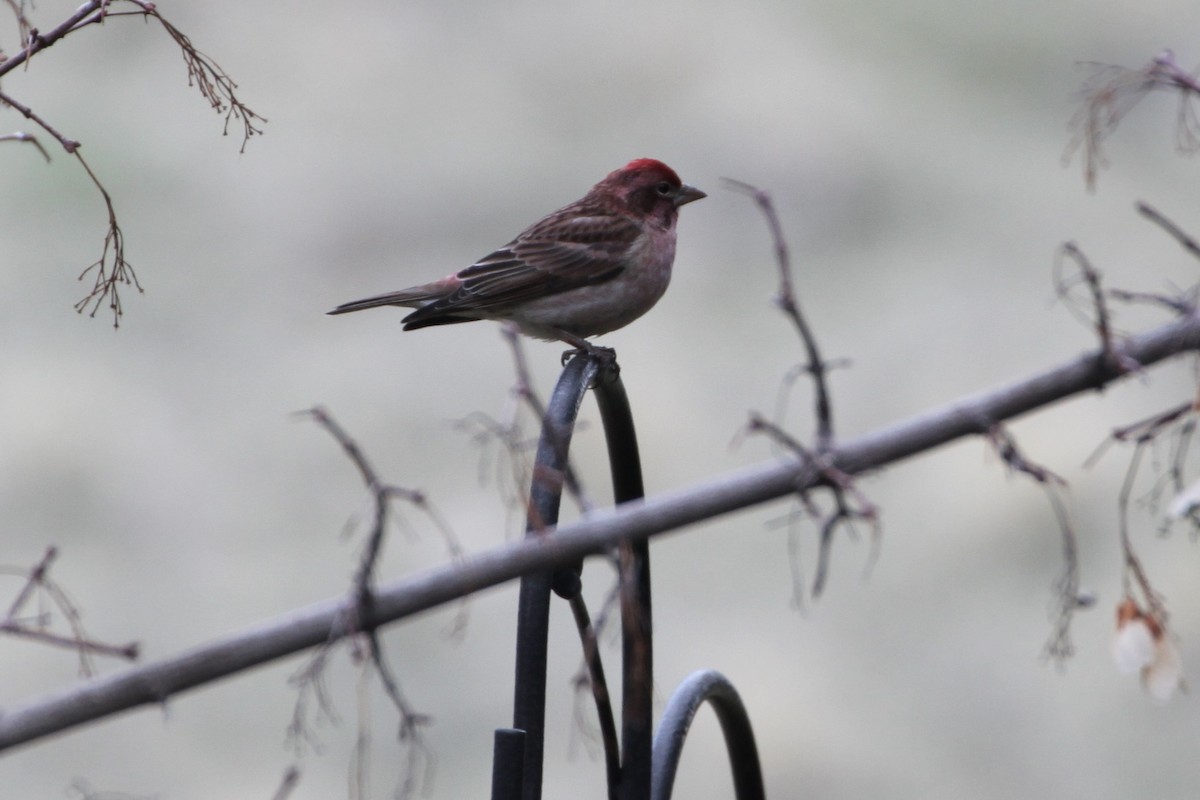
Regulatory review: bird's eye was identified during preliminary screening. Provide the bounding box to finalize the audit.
[655,181,673,196]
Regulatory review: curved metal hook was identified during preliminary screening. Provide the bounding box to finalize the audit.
[651,669,766,800]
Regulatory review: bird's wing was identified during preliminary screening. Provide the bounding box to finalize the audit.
[410,213,640,318]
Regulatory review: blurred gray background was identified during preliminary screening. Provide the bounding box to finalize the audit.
[4,1,1200,798]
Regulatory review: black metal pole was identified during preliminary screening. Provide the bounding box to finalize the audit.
[490,728,526,800]
[504,354,600,800]
[593,373,653,800]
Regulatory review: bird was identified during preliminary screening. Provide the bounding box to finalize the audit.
[328,159,705,352]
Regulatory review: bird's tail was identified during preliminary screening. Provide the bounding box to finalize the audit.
[327,289,432,315]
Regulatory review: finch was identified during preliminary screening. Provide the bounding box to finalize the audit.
[328,159,705,349]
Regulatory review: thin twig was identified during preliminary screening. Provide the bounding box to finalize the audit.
[1056,242,1140,374]
[1,0,267,326]
[567,590,620,797]
[0,1,106,77]
[1137,201,1200,261]
[269,766,302,800]
[724,178,837,449]
[0,88,80,151]
[1,547,140,675]
[503,324,595,513]
[1116,443,1168,621]
[134,2,267,152]
[1108,288,1197,316]
[0,131,50,160]
[2,0,35,47]
[725,177,871,598]
[745,412,879,597]
[72,149,143,327]
[985,425,1086,667]
[1064,50,1200,191]
[295,406,453,798]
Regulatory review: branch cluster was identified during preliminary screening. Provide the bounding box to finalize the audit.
[1,0,264,326]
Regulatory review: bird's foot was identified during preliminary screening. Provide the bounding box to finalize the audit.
[560,343,619,373]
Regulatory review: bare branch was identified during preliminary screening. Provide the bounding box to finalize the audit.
[503,324,596,513]
[1108,287,1198,316]
[1055,242,1140,374]
[987,424,1067,487]
[0,1,107,77]
[0,88,139,326]
[1,0,266,326]
[296,407,449,797]
[744,412,879,598]
[984,425,1088,666]
[1,547,140,676]
[1115,444,1168,621]
[0,130,50,160]
[1065,50,1200,191]
[0,1,266,151]
[67,777,157,800]
[724,178,838,450]
[71,150,143,327]
[4,311,1200,752]
[1137,201,1200,261]
[566,582,621,784]
[0,88,80,152]
[2,0,34,47]
[1090,398,1200,638]
[134,2,267,152]
[269,766,302,800]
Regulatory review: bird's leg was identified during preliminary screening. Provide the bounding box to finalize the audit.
[554,328,617,371]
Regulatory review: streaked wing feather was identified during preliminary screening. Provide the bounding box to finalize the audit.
[408,212,640,320]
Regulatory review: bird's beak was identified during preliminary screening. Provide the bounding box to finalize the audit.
[674,184,707,207]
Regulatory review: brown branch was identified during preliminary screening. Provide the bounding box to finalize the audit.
[454,410,540,534]
[724,177,868,599]
[984,425,1087,666]
[0,1,107,77]
[134,2,267,152]
[67,777,157,800]
[71,150,142,327]
[986,424,1067,487]
[2,0,35,48]
[269,766,302,800]
[1136,201,1200,261]
[0,130,50,160]
[4,545,56,620]
[364,632,435,800]
[725,178,837,450]
[503,324,595,513]
[1115,444,1168,621]
[1055,242,1140,374]
[745,412,879,597]
[0,1,266,150]
[1065,50,1200,191]
[1090,397,1200,636]
[0,89,138,326]
[296,407,451,797]
[0,88,80,152]
[567,584,621,789]
[1086,400,1195,468]
[1,547,140,675]
[1108,288,1198,316]
[1,0,266,327]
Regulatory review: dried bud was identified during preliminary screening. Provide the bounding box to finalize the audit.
[1113,597,1184,703]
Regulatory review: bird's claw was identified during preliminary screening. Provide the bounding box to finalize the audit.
[559,345,619,381]
[561,344,619,373]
